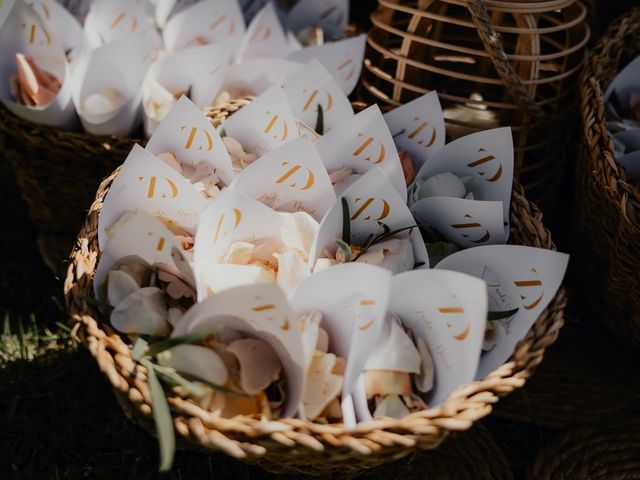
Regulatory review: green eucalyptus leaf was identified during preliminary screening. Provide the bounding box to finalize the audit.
[315,103,324,135]
[487,308,519,321]
[341,197,351,245]
[144,328,221,358]
[335,239,352,262]
[139,358,175,473]
[132,338,149,361]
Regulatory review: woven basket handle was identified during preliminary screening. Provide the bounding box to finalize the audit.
[465,0,546,120]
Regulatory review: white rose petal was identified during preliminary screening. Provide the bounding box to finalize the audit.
[200,264,275,295]
[146,78,177,121]
[226,338,282,395]
[220,241,255,265]
[274,251,311,294]
[355,236,414,274]
[299,310,322,369]
[110,287,168,337]
[414,172,466,202]
[157,344,229,387]
[156,152,183,174]
[312,257,338,274]
[279,211,319,255]
[82,88,126,116]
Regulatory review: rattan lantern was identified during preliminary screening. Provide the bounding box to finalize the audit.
[362,0,590,209]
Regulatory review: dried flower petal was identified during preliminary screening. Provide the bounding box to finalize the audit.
[200,264,275,295]
[82,87,126,116]
[312,257,338,274]
[355,235,415,274]
[157,266,196,301]
[302,351,344,420]
[483,320,506,351]
[110,287,168,336]
[226,338,282,395]
[372,395,409,419]
[274,251,310,294]
[157,344,229,387]
[146,78,178,121]
[399,150,416,185]
[107,269,141,306]
[12,53,60,107]
[279,211,319,255]
[413,172,466,202]
[156,152,183,174]
[415,338,434,393]
[364,370,413,397]
[220,241,255,265]
[365,314,421,373]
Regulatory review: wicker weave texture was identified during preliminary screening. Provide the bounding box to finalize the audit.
[574,7,640,349]
[361,0,589,210]
[63,98,567,476]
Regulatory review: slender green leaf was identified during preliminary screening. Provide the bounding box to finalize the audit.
[335,239,352,263]
[487,308,519,321]
[154,364,249,398]
[143,328,221,358]
[139,358,175,473]
[341,197,351,245]
[314,104,324,135]
[132,338,149,361]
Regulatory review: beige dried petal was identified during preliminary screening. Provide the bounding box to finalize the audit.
[115,259,152,288]
[302,351,344,420]
[355,235,414,275]
[110,287,168,336]
[146,78,177,121]
[316,327,329,353]
[372,395,409,419]
[157,344,228,387]
[208,389,272,418]
[399,150,416,186]
[157,267,195,301]
[226,338,282,395]
[364,370,413,397]
[312,257,338,274]
[274,250,310,294]
[156,152,183,174]
[365,314,421,373]
[107,269,140,307]
[333,172,362,196]
[483,320,506,351]
[299,310,322,369]
[220,241,255,264]
[82,88,126,116]
[222,136,246,160]
[213,90,231,107]
[167,307,184,327]
[319,397,342,420]
[279,211,319,254]
[200,263,275,295]
[329,166,354,185]
[414,172,466,202]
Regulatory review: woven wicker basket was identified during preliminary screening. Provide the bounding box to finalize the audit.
[361,0,590,210]
[63,99,567,476]
[574,7,640,349]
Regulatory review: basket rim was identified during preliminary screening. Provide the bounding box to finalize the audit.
[62,100,567,468]
[579,7,640,225]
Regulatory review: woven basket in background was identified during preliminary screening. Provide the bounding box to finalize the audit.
[361,0,589,210]
[574,7,640,349]
[63,98,567,477]
[0,105,139,270]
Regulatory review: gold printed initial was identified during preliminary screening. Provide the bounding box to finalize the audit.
[302,89,334,113]
[251,25,271,42]
[352,133,385,164]
[350,197,390,221]
[213,208,242,243]
[180,126,214,151]
[264,111,289,141]
[24,22,51,45]
[140,176,178,199]
[275,162,315,190]
[110,12,138,32]
[407,116,437,147]
[210,14,235,36]
[514,272,544,310]
[439,304,470,341]
[337,56,355,81]
[156,237,166,251]
[451,214,491,243]
[467,148,502,182]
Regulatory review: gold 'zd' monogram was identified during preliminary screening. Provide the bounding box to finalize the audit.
[212,208,242,243]
[264,111,289,142]
[438,305,470,341]
[467,148,502,182]
[31,2,51,20]
[514,268,544,310]
[336,56,355,82]
[110,12,138,33]
[180,126,214,151]
[352,133,385,164]
[275,161,315,190]
[139,176,178,199]
[450,214,490,243]
[209,14,235,37]
[350,197,390,221]
[23,22,51,45]
[407,116,437,147]
[250,25,271,42]
[302,89,333,113]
